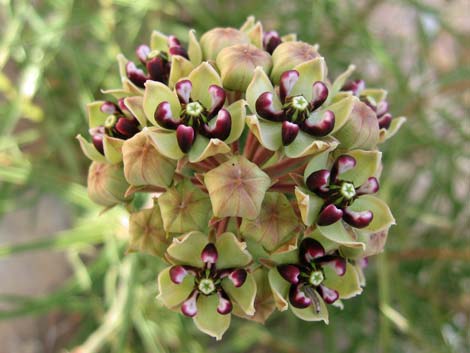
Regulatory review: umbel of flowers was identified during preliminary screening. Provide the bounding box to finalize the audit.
[77,16,405,340]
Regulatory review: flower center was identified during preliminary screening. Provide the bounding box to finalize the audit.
[186,102,204,117]
[309,270,324,286]
[104,115,117,129]
[198,278,215,295]
[292,95,309,111]
[340,182,356,200]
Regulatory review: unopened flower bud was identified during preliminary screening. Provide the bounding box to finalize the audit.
[87,162,131,206]
[200,28,250,61]
[216,44,272,91]
[271,41,319,83]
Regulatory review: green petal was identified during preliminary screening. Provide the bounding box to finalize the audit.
[168,55,194,89]
[329,64,355,100]
[295,187,324,226]
[361,88,387,103]
[204,155,271,219]
[284,131,338,158]
[327,95,355,134]
[193,294,231,340]
[323,263,362,299]
[246,21,263,48]
[349,195,395,233]
[246,115,282,151]
[303,149,330,182]
[157,267,194,309]
[246,66,278,114]
[187,136,231,163]
[100,88,129,99]
[76,134,107,163]
[117,54,143,95]
[158,180,212,234]
[166,231,208,268]
[143,81,180,126]
[338,149,381,186]
[290,291,329,323]
[267,268,289,311]
[379,116,406,143]
[224,100,247,144]
[222,272,256,316]
[188,62,222,108]
[122,131,176,187]
[128,203,169,256]
[124,96,147,126]
[87,101,108,128]
[188,29,202,66]
[215,232,252,269]
[240,192,299,252]
[103,135,124,164]
[290,57,327,100]
[150,30,168,51]
[145,127,185,160]
[269,246,299,266]
[317,221,365,250]
[281,33,297,42]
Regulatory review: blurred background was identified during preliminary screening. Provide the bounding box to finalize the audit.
[0,0,469,352]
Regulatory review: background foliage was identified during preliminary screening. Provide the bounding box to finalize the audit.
[0,0,469,352]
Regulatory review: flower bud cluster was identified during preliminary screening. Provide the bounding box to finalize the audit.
[77,16,405,340]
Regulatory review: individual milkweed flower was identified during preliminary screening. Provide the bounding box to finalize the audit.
[341,79,407,143]
[77,99,142,164]
[295,149,395,251]
[246,60,355,158]
[268,236,362,322]
[157,232,256,340]
[143,62,245,162]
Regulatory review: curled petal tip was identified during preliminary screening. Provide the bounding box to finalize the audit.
[343,208,373,228]
[228,269,247,287]
[126,61,148,88]
[201,243,218,265]
[176,124,196,153]
[378,113,392,129]
[278,264,301,285]
[136,44,150,64]
[301,110,335,137]
[281,121,300,146]
[317,204,344,226]
[255,92,284,122]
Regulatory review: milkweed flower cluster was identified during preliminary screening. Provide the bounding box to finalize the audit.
[77,16,406,340]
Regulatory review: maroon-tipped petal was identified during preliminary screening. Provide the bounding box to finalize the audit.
[126,61,148,88]
[358,257,369,269]
[378,113,392,129]
[299,238,326,264]
[255,92,285,122]
[305,169,331,195]
[181,290,199,317]
[155,101,182,130]
[356,177,379,196]
[167,35,181,47]
[201,243,218,265]
[310,81,329,111]
[175,80,192,104]
[146,56,167,83]
[176,124,195,153]
[317,285,339,304]
[263,31,282,54]
[343,208,373,229]
[207,85,226,117]
[169,265,189,284]
[115,117,140,138]
[317,256,347,276]
[90,127,105,155]
[330,154,356,181]
[216,291,233,315]
[341,79,365,96]
[279,70,299,103]
[281,121,300,146]
[317,204,344,226]
[117,98,130,115]
[277,264,301,285]
[301,110,335,137]
[289,284,312,308]
[376,100,389,117]
[228,269,247,287]
[100,101,120,115]
[169,45,189,58]
[136,44,151,64]
[200,109,231,141]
